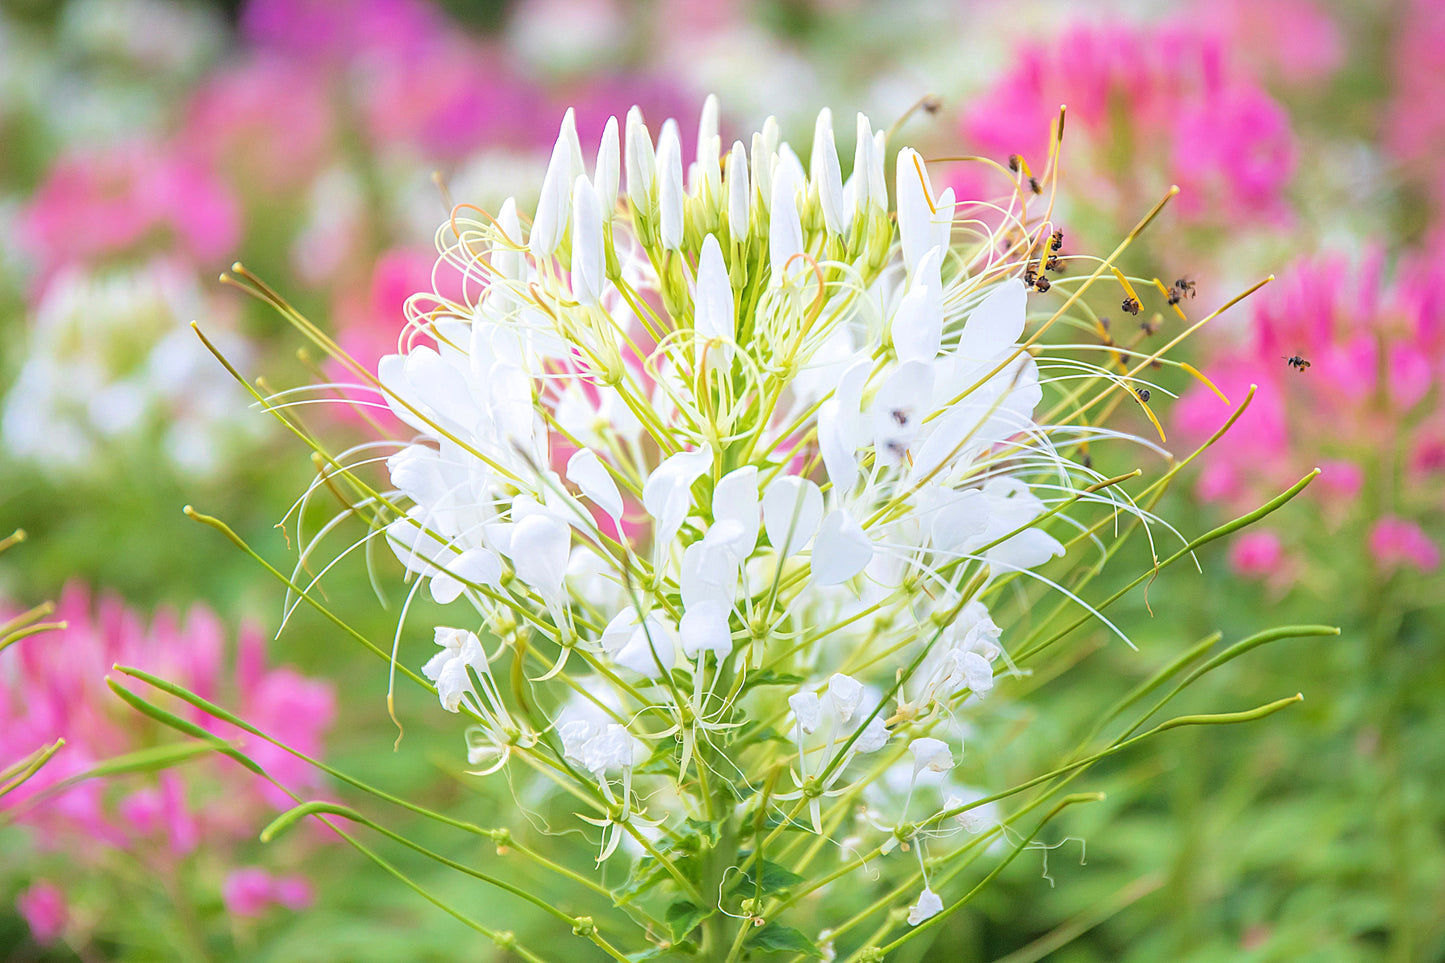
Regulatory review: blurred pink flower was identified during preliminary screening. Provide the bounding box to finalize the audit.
[181,56,337,194]
[16,881,68,944]
[1177,249,1443,584]
[223,867,313,917]
[20,143,240,285]
[1369,517,1440,573]
[1230,531,1285,578]
[1387,0,1445,209]
[240,0,444,61]
[962,21,1296,228]
[1211,0,1343,87]
[0,584,334,854]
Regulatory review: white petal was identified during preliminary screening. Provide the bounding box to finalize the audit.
[567,447,624,525]
[933,187,954,254]
[696,94,721,201]
[908,736,954,774]
[810,509,872,585]
[762,475,824,557]
[510,513,571,602]
[907,888,944,926]
[895,147,936,275]
[531,110,581,259]
[811,108,846,235]
[956,279,1028,363]
[657,119,685,250]
[680,599,732,659]
[891,247,944,364]
[642,445,712,552]
[615,615,677,677]
[825,673,864,721]
[788,692,821,734]
[492,197,526,281]
[712,466,759,559]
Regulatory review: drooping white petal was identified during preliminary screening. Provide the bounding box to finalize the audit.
[907,888,944,926]
[891,247,944,364]
[933,187,955,254]
[762,475,823,557]
[871,360,935,466]
[625,106,656,210]
[810,509,873,585]
[789,692,822,734]
[570,176,604,305]
[680,599,732,659]
[908,737,955,775]
[726,140,750,238]
[510,512,571,602]
[694,234,735,372]
[956,278,1028,362]
[824,673,864,721]
[811,108,846,235]
[657,119,685,251]
[566,447,624,526]
[595,116,620,220]
[642,445,713,553]
[895,147,937,275]
[712,466,760,560]
[854,113,886,212]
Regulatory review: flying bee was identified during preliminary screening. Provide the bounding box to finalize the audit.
[1121,296,1142,316]
[1050,229,1064,251]
[1008,154,1022,173]
[1045,254,1063,272]
[1023,267,1038,287]
[1173,278,1196,298]
[1135,387,1151,402]
[1284,355,1311,371]
[1034,276,1051,292]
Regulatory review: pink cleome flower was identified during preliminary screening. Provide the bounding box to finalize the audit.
[1,584,335,923]
[1175,247,1445,576]
[19,142,240,286]
[961,20,1297,229]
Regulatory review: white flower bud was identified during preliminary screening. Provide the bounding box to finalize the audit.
[726,140,750,239]
[657,119,685,251]
[625,106,656,210]
[570,176,604,305]
[595,115,620,221]
[811,107,846,235]
[694,234,735,372]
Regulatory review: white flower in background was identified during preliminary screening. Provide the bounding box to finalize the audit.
[907,886,944,926]
[1,259,261,476]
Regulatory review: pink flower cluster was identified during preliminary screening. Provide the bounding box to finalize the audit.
[961,19,1298,228]
[2,585,335,937]
[1175,249,1444,578]
[1386,0,1445,212]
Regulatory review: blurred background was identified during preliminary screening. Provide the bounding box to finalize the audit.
[0,0,1441,960]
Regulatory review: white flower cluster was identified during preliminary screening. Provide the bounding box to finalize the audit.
[362,95,1101,922]
[2,259,261,476]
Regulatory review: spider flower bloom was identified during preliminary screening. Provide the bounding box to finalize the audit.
[963,21,1296,230]
[303,96,1193,943]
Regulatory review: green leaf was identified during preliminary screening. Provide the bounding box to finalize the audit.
[745,923,822,958]
[683,816,724,848]
[731,858,804,896]
[665,899,711,941]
